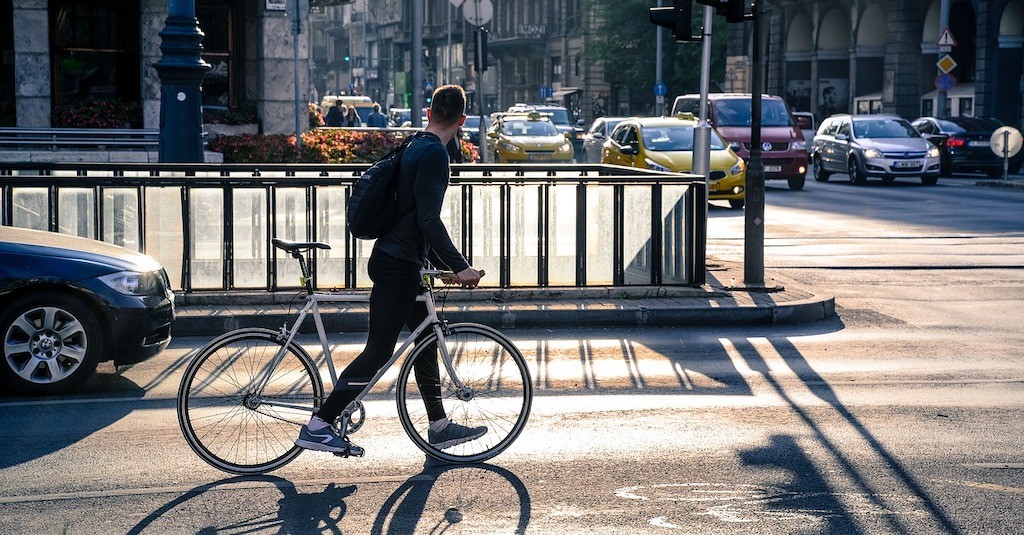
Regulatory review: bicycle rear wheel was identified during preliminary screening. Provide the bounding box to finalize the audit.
[177,328,323,474]
[396,323,532,463]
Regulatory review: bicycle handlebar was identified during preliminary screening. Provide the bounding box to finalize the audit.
[420,268,486,280]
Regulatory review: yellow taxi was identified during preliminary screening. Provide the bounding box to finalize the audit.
[601,114,747,208]
[486,111,575,163]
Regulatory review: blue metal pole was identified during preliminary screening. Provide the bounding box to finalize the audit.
[154,0,210,163]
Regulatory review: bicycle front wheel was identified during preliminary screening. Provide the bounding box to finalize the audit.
[177,328,323,474]
[396,323,532,463]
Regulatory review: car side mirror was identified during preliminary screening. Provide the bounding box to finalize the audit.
[593,132,605,139]
[836,134,848,141]
[576,119,586,127]
[487,132,497,139]
[621,145,639,155]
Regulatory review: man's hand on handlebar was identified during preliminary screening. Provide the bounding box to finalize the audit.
[440,267,484,288]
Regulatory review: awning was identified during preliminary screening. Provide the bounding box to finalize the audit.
[550,87,580,99]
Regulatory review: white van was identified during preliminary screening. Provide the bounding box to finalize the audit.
[320,95,375,125]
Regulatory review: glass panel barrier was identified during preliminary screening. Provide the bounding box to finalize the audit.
[661,185,690,285]
[58,188,94,238]
[586,186,614,285]
[509,185,540,286]
[275,188,306,289]
[623,187,652,285]
[101,188,139,251]
[233,188,267,289]
[145,187,184,292]
[190,188,224,290]
[470,184,502,286]
[547,184,577,286]
[316,186,347,289]
[12,187,47,231]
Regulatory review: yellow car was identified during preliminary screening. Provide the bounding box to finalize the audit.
[487,112,575,163]
[601,115,747,208]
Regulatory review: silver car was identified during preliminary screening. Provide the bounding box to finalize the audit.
[581,116,628,163]
[812,114,941,185]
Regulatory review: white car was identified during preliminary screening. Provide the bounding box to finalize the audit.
[581,116,628,163]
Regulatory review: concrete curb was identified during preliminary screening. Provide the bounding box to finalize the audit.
[172,293,837,337]
[975,179,1024,190]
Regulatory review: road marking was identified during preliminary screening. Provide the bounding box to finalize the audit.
[0,396,176,408]
[0,475,430,505]
[958,481,1024,495]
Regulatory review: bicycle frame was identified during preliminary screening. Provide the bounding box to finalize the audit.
[254,273,468,416]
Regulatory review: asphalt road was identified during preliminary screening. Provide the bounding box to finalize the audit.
[1,170,1022,534]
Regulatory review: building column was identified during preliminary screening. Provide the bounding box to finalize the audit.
[141,0,169,129]
[258,4,309,136]
[13,0,49,127]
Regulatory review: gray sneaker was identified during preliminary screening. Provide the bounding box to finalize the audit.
[295,424,363,456]
[428,421,487,449]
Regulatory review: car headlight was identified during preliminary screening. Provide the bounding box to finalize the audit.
[645,158,670,172]
[558,142,573,153]
[729,159,745,176]
[927,146,941,158]
[862,148,883,159]
[792,140,806,151]
[99,271,161,296]
[499,141,523,153]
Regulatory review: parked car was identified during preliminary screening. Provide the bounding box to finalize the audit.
[460,115,490,148]
[601,115,747,209]
[0,226,174,395]
[486,111,575,163]
[507,104,585,159]
[792,112,816,156]
[911,116,1023,177]
[811,114,941,185]
[671,93,808,190]
[581,116,628,163]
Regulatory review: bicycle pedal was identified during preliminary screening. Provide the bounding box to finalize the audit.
[331,444,365,458]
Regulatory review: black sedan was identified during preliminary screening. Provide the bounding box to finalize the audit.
[0,226,174,395]
[911,116,1023,177]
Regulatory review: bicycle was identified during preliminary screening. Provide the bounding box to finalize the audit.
[177,238,533,475]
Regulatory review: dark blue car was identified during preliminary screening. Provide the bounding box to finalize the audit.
[0,226,174,395]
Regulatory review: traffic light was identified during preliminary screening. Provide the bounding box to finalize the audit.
[649,0,699,42]
[695,0,748,23]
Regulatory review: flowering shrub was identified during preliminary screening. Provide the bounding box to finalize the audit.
[209,129,478,164]
[208,134,299,163]
[204,102,258,125]
[53,97,141,128]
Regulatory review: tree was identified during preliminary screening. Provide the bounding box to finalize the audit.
[585,0,727,114]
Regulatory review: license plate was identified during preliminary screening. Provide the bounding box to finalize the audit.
[894,160,920,168]
[528,153,552,161]
[764,165,782,173]
[968,141,989,148]
[709,182,720,192]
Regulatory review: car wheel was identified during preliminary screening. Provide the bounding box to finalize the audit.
[848,158,867,185]
[813,155,830,182]
[728,199,745,209]
[921,175,939,185]
[787,174,806,191]
[0,292,103,395]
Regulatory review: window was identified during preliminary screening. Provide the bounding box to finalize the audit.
[50,0,141,119]
[551,57,561,84]
[197,0,242,111]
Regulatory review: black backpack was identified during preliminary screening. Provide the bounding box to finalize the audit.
[346,134,420,240]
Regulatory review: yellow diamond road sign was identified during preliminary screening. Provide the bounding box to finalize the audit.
[937,54,957,74]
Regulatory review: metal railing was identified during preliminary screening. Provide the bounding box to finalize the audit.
[1,162,706,292]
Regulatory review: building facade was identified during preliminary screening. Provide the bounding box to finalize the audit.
[1,0,312,135]
[311,0,614,123]
[726,0,1024,126]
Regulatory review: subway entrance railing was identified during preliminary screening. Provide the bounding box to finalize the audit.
[0,162,707,293]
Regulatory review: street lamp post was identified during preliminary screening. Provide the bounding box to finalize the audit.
[154,0,210,163]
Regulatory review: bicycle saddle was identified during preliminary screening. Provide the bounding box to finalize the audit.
[271,238,331,253]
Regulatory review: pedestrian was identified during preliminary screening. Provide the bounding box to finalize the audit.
[446,129,464,163]
[343,106,360,127]
[366,103,388,128]
[324,104,343,127]
[295,84,484,455]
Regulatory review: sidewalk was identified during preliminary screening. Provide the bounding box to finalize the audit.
[172,258,836,337]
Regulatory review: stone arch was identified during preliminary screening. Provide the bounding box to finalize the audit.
[818,7,852,51]
[856,3,886,48]
[1001,0,1024,35]
[786,12,813,53]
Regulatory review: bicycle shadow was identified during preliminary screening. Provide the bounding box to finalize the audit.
[126,462,530,534]
[371,460,531,535]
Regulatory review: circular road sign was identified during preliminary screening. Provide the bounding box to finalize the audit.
[935,73,956,92]
[990,126,1023,158]
[654,82,667,97]
[463,0,493,26]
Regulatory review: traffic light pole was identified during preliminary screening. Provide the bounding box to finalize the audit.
[691,6,714,286]
[744,0,766,286]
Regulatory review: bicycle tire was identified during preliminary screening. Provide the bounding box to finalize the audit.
[396,323,532,463]
[177,328,324,474]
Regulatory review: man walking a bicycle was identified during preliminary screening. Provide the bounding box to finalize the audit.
[295,84,485,456]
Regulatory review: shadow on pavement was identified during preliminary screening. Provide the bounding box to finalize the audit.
[729,336,963,535]
[126,463,530,534]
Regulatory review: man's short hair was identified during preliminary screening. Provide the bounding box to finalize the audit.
[429,85,467,126]
[372,103,381,112]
